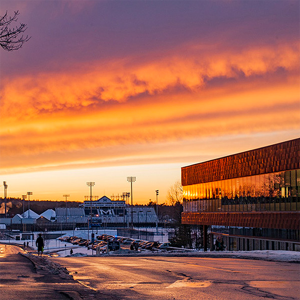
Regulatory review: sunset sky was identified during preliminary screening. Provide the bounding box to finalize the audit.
[0,0,299,204]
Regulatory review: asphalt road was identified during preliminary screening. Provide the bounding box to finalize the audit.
[0,244,98,300]
[52,255,300,300]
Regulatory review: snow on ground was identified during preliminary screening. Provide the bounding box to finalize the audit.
[2,229,118,257]
[1,229,299,262]
[201,250,300,262]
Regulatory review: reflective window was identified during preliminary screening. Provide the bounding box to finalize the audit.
[183,169,300,212]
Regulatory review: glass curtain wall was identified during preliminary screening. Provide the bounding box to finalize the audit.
[183,170,300,212]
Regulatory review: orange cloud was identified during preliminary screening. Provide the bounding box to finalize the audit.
[1,42,299,174]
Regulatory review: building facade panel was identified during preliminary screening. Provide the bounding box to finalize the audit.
[182,138,300,186]
[181,211,300,230]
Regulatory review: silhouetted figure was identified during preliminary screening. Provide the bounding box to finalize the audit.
[215,236,224,251]
[70,249,73,255]
[36,233,44,256]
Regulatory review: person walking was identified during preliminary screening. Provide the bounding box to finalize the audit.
[36,233,44,256]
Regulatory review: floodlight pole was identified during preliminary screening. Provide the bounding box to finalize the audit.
[3,181,7,218]
[21,195,27,232]
[127,177,136,228]
[63,194,70,225]
[87,182,95,216]
[27,192,32,218]
[87,182,95,255]
[156,190,159,233]
[22,195,27,216]
[27,191,33,246]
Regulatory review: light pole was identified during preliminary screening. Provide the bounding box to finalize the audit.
[87,182,95,216]
[122,192,127,228]
[146,210,149,240]
[127,177,136,228]
[27,192,33,246]
[126,192,130,204]
[21,195,27,232]
[22,195,27,216]
[63,194,70,226]
[3,181,7,218]
[27,192,32,218]
[87,182,95,254]
[126,192,130,227]
[156,190,159,232]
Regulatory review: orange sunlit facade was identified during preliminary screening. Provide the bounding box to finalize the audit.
[181,138,300,251]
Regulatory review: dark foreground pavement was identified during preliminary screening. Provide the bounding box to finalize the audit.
[2,243,299,300]
[0,244,116,300]
[52,254,300,300]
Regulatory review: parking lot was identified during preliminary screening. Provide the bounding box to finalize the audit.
[57,233,173,255]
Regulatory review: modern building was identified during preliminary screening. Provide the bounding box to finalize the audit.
[181,138,300,251]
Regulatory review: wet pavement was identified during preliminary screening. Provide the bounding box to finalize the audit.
[2,243,299,299]
[0,244,112,300]
[52,255,300,300]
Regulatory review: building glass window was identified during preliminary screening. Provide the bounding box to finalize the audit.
[183,169,300,213]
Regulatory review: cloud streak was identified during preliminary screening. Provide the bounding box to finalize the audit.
[0,0,299,178]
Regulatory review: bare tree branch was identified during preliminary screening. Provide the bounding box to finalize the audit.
[167,181,183,205]
[0,10,31,51]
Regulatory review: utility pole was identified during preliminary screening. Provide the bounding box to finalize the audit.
[87,182,95,216]
[127,177,136,228]
[27,191,33,246]
[22,195,27,216]
[87,182,95,255]
[63,194,70,226]
[27,192,32,218]
[3,181,7,218]
[156,190,159,233]
[22,194,27,232]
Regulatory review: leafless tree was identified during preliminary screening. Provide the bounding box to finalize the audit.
[167,181,183,205]
[0,11,30,51]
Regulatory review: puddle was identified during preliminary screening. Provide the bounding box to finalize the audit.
[167,280,211,288]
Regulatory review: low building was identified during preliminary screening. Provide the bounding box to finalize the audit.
[55,208,87,224]
[81,196,158,227]
[181,138,300,251]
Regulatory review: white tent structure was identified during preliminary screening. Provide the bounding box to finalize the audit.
[39,209,56,222]
[22,209,39,219]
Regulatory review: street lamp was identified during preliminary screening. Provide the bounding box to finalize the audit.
[127,177,136,228]
[63,194,70,225]
[27,192,32,218]
[3,181,7,218]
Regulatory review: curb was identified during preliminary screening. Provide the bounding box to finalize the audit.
[20,252,73,279]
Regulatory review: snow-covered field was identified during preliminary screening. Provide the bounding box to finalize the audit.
[2,229,117,257]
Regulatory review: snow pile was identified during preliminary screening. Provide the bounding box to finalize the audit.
[219,250,300,262]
